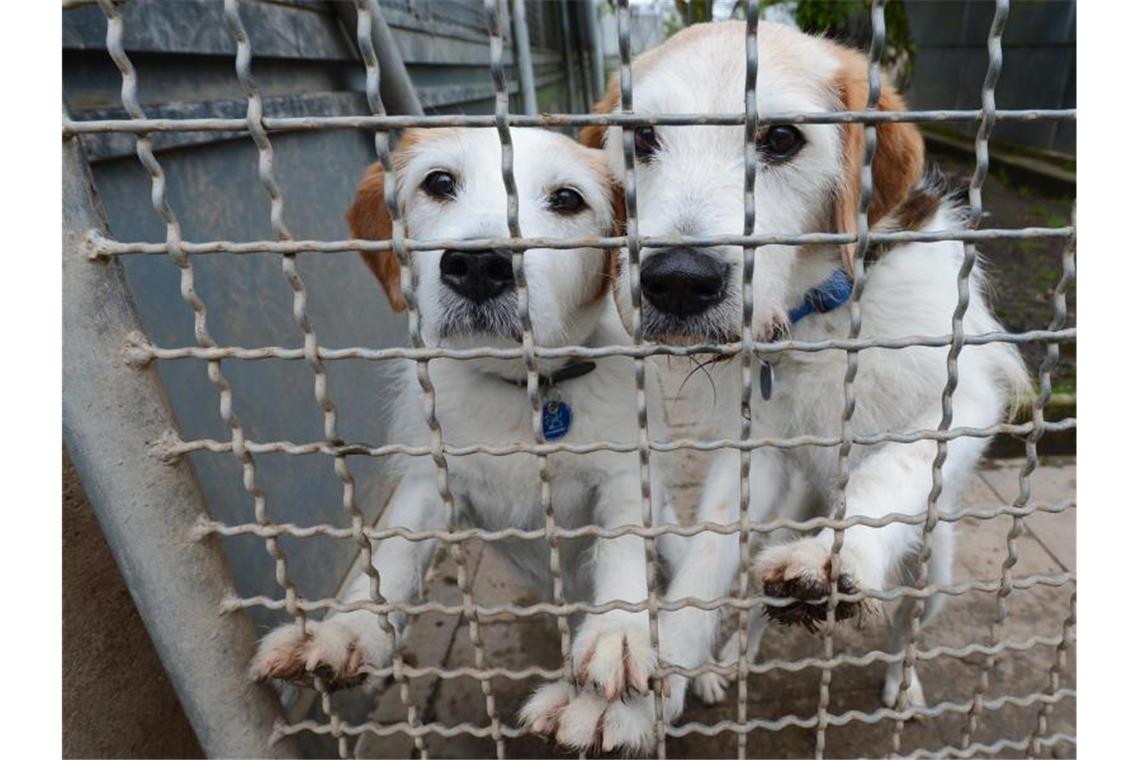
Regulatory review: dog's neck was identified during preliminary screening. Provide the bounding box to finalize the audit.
[474,309,617,386]
[498,359,598,389]
[787,268,853,325]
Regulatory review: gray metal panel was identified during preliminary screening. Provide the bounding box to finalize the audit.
[379,0,578,116]
[67,0,579,143]
[90,128,408,631]
[63,0,579,635]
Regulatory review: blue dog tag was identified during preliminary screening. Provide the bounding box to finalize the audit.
[542,400,573,440]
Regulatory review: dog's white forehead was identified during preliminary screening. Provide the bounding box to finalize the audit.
[629,21,841,116]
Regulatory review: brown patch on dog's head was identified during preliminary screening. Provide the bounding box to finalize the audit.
[592,178,627,302]
[866,168,961,262]
[346,162,406,311]
[829,44,925,270]
[345,129,434,312]
[891,183,942,232]
[579,76,621,149]
[570,138,626,303]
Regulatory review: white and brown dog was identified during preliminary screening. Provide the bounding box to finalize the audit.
[250,128,681,702]
[522,20,1030,752]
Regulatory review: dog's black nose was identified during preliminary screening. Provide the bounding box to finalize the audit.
[640,248,728,317]
[439,249,515,303]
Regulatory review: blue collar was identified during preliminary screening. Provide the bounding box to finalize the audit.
[787,269,853,325]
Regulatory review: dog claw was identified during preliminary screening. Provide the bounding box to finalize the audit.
[572,619,655,701]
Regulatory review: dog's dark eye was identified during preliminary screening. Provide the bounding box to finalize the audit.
[760,125,805,161]
[548,187,587,215]
[422,170,457,200]
[634,126,660,160]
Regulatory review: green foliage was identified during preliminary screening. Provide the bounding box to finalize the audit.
[668,0,729,36]
[788,0,860,32]
[674,0,717,24]
[761,1,916,89]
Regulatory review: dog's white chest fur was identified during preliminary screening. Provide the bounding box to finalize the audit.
[384,331,665,594]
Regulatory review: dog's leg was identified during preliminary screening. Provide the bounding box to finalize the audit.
[881,523,955,709]
[574,473,655,700]
[754,431,984,633]
[250,471,444,690]
[692,604,767,706]
[657,446,788,699]
[535,449,784,752]
[651,448,743,711]
[655,495,686,577]
[522,472,656,743]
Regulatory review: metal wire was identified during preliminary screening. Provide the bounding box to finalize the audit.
[479,1,529,754]
[199,500,1074,556]
[72,0,1075,757]
[960,190,1077,752]
[815,2,885,755]
[612,2,670,754]
[225,571,1073,625]
[270,687,1075,743]
[346,630,1066,683]
[1026,590,1076,755]
[63,108,1077,135]
[87,226,1074,257]
[735,4,761,757]
[890,2,1009,755]
[613,2,668,754]
[126,327,1074,365]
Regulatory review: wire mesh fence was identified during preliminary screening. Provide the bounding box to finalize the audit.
[62,0,1075,758]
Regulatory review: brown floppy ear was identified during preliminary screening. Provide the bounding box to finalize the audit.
[604,181,628,300]
[346,162,407,312]
[579,75,621,149]
[832,47,925,269]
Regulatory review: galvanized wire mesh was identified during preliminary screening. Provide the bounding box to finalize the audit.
[65,0,1075,758]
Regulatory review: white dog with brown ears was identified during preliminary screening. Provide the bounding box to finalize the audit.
[250,127,683,703]
[522,20,1030,753]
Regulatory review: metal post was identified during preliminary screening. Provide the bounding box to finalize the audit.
[558,0,582,113]
[62,119,299,759]
[333,0,424,117]
[573,2,594,106]
[511,0,538,114]
[585,0,606,101]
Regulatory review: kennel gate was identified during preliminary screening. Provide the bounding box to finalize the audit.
[61,0,1076,757]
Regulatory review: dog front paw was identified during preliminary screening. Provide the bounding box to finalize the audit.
[522,681,679,754]
[752,538,871,632]
[692,670,729,705]
[251,619,387,690]
[572,614,655,700]
[519,681,574,738]
[882,662,928,711]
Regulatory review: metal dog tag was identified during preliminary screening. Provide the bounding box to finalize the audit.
[542,399,573,440]
[760,362,774,401]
